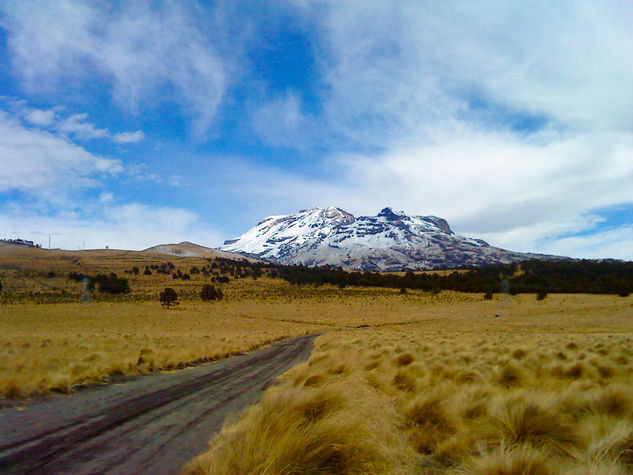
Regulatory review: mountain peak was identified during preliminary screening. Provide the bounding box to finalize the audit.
[299,206,355,225]
[377,207,405,220]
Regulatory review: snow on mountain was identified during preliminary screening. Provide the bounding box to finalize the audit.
[221,207,556,271]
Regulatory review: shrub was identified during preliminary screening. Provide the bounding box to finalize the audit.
[484,290,494,300]
[536,291,547,301]
[159,288,179,308]
[200,284,223,302]
[94,273,130,294]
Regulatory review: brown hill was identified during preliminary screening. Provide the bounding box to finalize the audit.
[143,241,257,261]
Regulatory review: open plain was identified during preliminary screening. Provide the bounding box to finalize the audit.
[186,294,633,474]
[1,246,633,473]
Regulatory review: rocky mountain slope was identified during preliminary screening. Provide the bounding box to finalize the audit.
[221,207,558,271]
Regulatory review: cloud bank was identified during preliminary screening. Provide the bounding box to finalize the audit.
[0,110,122,196]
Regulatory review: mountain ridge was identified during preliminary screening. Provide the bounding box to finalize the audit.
[221,207,562,271]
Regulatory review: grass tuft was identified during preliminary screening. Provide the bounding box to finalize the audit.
[484,396,581,454]
[392,369,417,392]
[461,446,554,475]
[494,362,527,388]
[395,352,415,366]
[183,382,415,474]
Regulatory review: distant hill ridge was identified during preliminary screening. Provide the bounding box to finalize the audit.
[221,206,563,271]
[0,238,40,248]
[144,241,259,261]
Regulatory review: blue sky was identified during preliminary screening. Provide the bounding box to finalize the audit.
[0,1,632,259]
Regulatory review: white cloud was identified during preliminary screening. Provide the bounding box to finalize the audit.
[13,103,145,143]
[24,108,57,126]
[113,130,145,144]
[1,1,228,138]
[0,202,225,250]
[0,109,123,196]
[99,192,113,204]
[312,1,633,143]
[537,225,633,261]
[56,113,110,140]
[251,91,311,148]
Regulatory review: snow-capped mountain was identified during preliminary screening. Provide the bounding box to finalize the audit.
[221,207,556,271]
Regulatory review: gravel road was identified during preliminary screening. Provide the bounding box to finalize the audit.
[0,334,317,474]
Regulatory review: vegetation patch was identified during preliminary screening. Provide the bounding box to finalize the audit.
[185,316,633,474]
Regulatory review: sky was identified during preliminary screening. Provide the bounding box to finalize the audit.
[0,1,631,259]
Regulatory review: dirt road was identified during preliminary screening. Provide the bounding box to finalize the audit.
[0,334,317,474]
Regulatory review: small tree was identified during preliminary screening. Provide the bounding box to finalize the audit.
[160,287,179,308]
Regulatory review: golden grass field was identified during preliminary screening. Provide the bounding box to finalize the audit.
[0,244,274,302]
[2,245,633,473]
[185,293,633,475]
[0,301,327,399]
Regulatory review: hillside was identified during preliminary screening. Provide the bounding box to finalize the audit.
[145,241,258,261]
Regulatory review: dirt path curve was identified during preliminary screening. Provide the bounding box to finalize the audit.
[0,334,317,474]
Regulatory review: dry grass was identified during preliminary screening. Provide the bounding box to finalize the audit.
[4,254,629,400]
[3,247,633,471]
[185,294,633,474]
[0,302,325,398]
